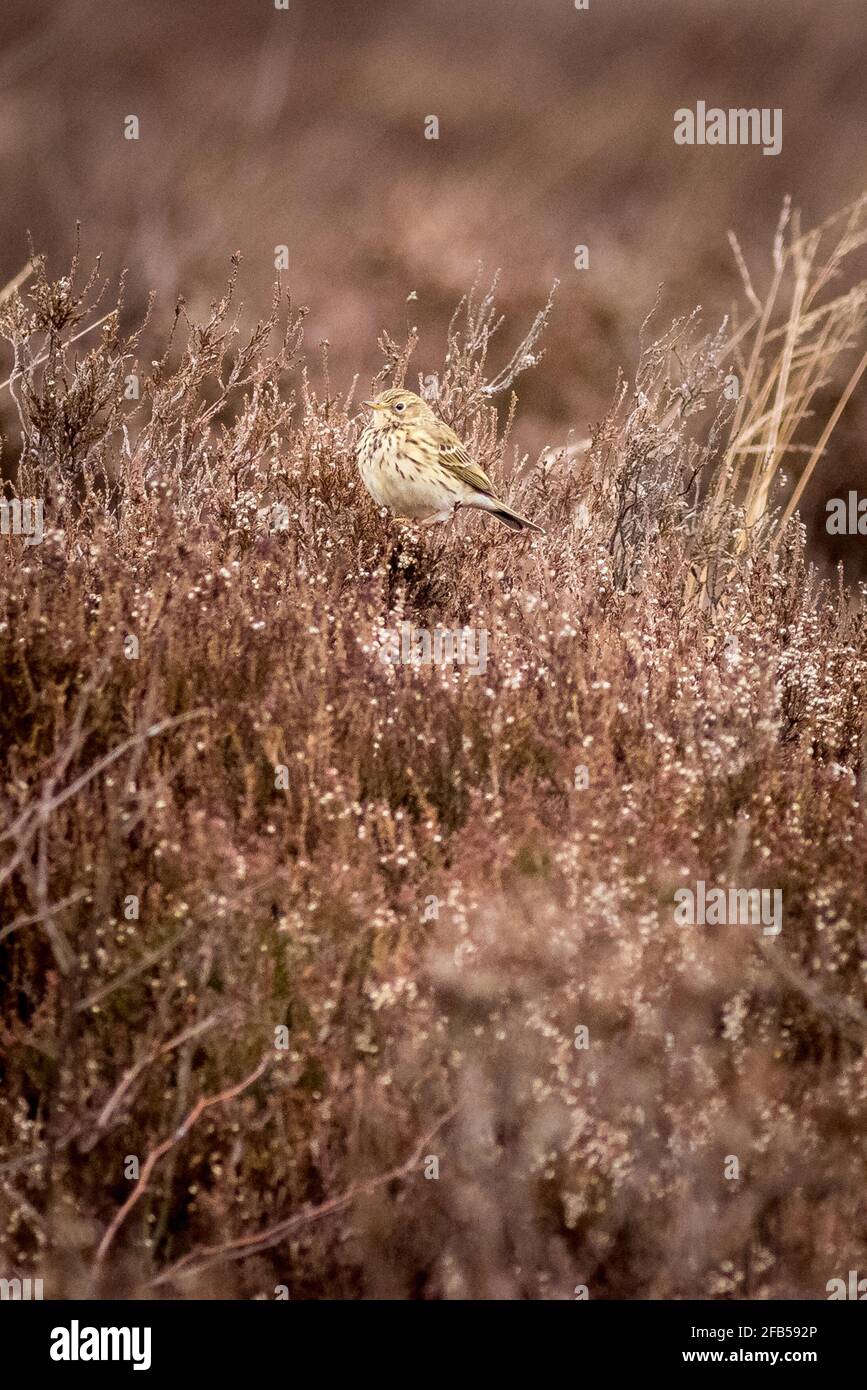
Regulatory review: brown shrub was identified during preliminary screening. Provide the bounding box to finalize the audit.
[1,219,866,1299]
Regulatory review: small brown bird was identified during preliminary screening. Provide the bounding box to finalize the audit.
[356,389,543,532]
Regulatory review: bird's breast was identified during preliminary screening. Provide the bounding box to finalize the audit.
[357,428,462,519]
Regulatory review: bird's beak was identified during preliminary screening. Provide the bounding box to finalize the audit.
[362,400,382,411]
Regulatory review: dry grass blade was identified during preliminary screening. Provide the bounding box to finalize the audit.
[686,195,867,604]
[0,260,35,306]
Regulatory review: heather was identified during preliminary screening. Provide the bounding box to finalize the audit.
[1,202,867,1299]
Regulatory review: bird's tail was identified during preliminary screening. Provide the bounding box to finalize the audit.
[477,497,544,533]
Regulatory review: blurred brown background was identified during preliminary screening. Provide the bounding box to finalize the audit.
[2,0,866,557]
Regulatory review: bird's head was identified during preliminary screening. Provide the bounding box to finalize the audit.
[362,388,434,426]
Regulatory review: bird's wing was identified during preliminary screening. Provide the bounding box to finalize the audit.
[435,424,495,496]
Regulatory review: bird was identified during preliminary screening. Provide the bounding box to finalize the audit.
[356,389,544,533]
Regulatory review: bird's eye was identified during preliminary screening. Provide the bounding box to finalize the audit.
[394,401,405,411]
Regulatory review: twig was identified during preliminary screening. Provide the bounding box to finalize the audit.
[0,310,119,393]
[0,709,211,893]
[0,887,87,946]
[482,282,558,397]
[82,1010,233,1149]
[74,928,191,1014]
[94,1055,272,1268]
[148,1105,458,1288]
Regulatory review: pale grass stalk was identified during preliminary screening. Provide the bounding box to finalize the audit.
[690,196,867,603]
[0,260,35,306]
